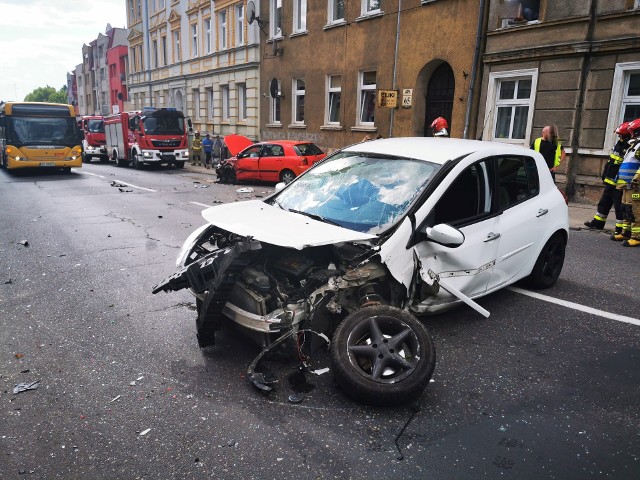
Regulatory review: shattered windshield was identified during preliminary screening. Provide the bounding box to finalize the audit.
[271,152,440,234]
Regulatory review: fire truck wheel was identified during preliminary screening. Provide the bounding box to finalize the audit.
[133,153,143,169]
[175,161,185,169]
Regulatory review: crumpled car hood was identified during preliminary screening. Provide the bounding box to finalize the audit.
[201,200,376,249]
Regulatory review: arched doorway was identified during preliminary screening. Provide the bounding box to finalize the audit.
[174,89,184,112]
[424,63,454,137]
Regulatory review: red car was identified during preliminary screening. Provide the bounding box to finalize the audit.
[218,138,326,184]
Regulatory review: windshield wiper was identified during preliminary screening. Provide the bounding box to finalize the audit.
[287,208,341,227]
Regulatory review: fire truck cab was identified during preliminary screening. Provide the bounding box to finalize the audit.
[79,115,108,163]
[104,108,190,169]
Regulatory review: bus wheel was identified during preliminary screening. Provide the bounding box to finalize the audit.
[61,167,71,174]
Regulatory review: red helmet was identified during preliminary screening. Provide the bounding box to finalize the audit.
[430,117,449,137]
[628,118,640,137]
[615,122,631,136]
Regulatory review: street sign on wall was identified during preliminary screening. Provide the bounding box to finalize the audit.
[377,90,398,108]
[402,89,413,108]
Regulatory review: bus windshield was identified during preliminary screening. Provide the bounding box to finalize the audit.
[8,116,81,147]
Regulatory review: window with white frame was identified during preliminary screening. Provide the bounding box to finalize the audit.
[270,83,281,124]
[361,0,381,16]
[329,0,345,24]
[191,24,198,57]
[293,0,307,33]
[358,71,376,125]
[173,30,181,62]
[485,69,538,143]
[326,74,341,125]
[238,83,247,120]
[605,61,640,152]
[219,10,228,49]
[270,0,283,38]
[221,85,230,121]
[204,18,212,53]
[236,4,245,45]
[293,79,305,124]
[161,35,167,65]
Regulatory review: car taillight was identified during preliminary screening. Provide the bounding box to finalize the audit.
[300,157,308,165]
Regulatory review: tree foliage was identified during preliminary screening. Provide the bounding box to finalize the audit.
[24,85,68,104]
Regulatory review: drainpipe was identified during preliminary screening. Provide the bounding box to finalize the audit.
[463,0,487,139]
[389,0,402,138]
[143,0,153,107]
[565,0,598,198]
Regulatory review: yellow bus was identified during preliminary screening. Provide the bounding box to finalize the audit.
[0,101,83,172]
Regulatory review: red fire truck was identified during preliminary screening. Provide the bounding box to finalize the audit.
[104,108,190,168]
[79,115,108,162]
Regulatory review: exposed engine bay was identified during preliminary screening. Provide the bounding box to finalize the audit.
[153,225,436,406]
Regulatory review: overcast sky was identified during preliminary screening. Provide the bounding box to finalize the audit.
[0,0,127,102]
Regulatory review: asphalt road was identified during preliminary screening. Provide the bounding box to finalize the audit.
[1,163,639,480]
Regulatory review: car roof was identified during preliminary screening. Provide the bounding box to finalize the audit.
[258,140,314,146]
[342,137,532,165]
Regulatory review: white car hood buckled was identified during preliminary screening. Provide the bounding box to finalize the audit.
[202,200,376,249]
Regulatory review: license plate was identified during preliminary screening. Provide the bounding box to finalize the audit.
[40,162,56,167]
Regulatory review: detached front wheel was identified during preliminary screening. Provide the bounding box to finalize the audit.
[331,306,435,406]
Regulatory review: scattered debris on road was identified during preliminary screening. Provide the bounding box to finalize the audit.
[139,428,151,436]
[18,240,29,247]
[13,380,40,395]
[236,187,254,193]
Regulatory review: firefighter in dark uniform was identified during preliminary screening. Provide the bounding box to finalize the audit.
[613,119,640,246]
[584,122,632,232]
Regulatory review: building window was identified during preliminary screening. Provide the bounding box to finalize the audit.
[206,88,214,119]
[221,85,230,121]
[159,0,165,9]
[358,71,376,125]
[293,0,307,33]
[238,83,247,121]
[485,69,538,144]
[152,39,158,68]
[161,35,167,65]
[328,0,345,24]
[605,61,640,152]
[270,0,283,38]
[192,89,200,119]
[236,4,245,45]
[326,74,341,125]
[219,10,228,49]
[173,30,181,62]
[293,79,305,124]
[205,18,212,53]
[361,0,381,16]
[131,47,137,72]
[191,24,198,57]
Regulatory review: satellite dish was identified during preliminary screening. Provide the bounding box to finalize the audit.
[248,1,257,25]
[269,78,280,99]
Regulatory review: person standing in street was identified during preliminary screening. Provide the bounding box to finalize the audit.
[583,122,632,232]
[612,124,640,247]
[202,133,213,169]
[191,131,203,166]
[531,125,566,181]
[212,135,223,166]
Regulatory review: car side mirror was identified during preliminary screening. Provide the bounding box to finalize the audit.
[275,182,286,192]
[422,224,465,247]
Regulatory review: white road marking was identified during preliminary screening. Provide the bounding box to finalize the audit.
[190,201,214,208]
[111,180,157,192]
[78,171,105,179]
[508,286,640,327]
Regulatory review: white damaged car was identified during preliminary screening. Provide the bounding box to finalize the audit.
[153,137,569,406]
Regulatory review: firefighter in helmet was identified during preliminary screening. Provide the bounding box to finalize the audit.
[612,118,640,246]
[191,131,203,166]
[431,117,449,137]
[584,121,632,232]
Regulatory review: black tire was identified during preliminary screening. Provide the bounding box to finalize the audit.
[99,155,109,163]
[133,153,143,169]
[280,169,295,184]
[82,153,90,163]
[331,305,436,406]
[175,161,185,169]
[61,167,71,174]
[527,232,566,289]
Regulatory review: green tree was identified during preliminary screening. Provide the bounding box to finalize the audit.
[24,85,68,104]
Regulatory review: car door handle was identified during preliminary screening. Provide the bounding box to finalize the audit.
[484,232,501,242]
[536,208,548,217]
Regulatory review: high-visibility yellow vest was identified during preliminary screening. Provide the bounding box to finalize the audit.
[533,138,562,167]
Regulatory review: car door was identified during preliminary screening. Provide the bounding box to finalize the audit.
[415,158,500,304]
[258,143,285,182]
[489,154,553,290]
[235,145,262,181]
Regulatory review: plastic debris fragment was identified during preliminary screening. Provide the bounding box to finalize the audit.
[13,380,40,394]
